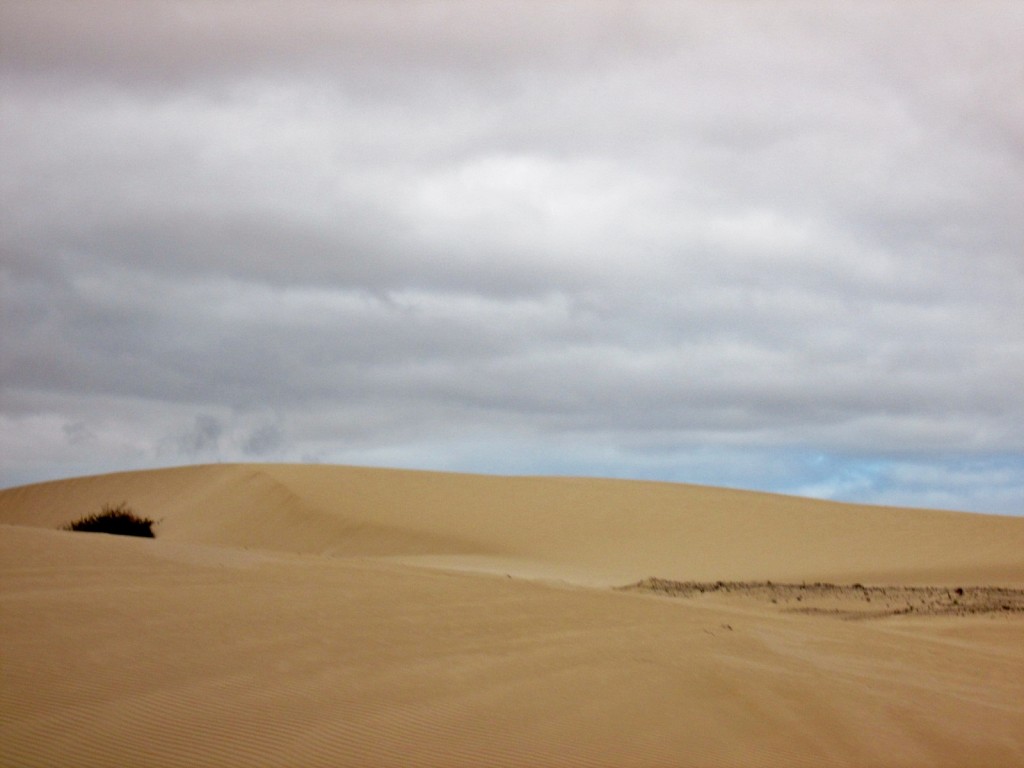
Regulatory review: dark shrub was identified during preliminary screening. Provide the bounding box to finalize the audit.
[64,503,156,538]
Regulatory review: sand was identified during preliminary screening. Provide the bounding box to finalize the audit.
[1,463,1022,767]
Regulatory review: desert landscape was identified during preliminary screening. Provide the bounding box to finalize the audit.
[1,463,1022,767]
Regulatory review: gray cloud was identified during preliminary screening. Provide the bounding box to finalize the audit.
[176,414,223,456]
[242,423,284,457]
[1,2,1022,513]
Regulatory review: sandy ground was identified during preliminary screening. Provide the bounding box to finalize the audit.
[1,463,1022,767]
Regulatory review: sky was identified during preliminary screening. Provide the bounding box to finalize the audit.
[1,2,1022,515]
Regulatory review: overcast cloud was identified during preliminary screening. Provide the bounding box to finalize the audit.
[2,2,1022,514]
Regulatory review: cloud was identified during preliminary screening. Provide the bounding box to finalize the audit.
[242,423,284,457]
[1,2,1022,514]
[171,414,223,457]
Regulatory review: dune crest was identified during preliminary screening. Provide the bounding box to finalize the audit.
[1,462,1022,586]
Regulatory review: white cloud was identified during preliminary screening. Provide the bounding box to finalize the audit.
[1,1,1022,513]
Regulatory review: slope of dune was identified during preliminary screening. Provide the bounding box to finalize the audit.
[2,464,1023,767]
[1,462,1022,585]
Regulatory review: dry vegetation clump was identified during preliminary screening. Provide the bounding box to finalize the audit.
[621,577,1024,619]
[63,503,156,538]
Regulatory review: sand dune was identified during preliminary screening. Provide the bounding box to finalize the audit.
[1,463,1023,767]
[2,462,1022,585]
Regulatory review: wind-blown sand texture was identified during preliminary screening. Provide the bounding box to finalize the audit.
[2,463,1022,767]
